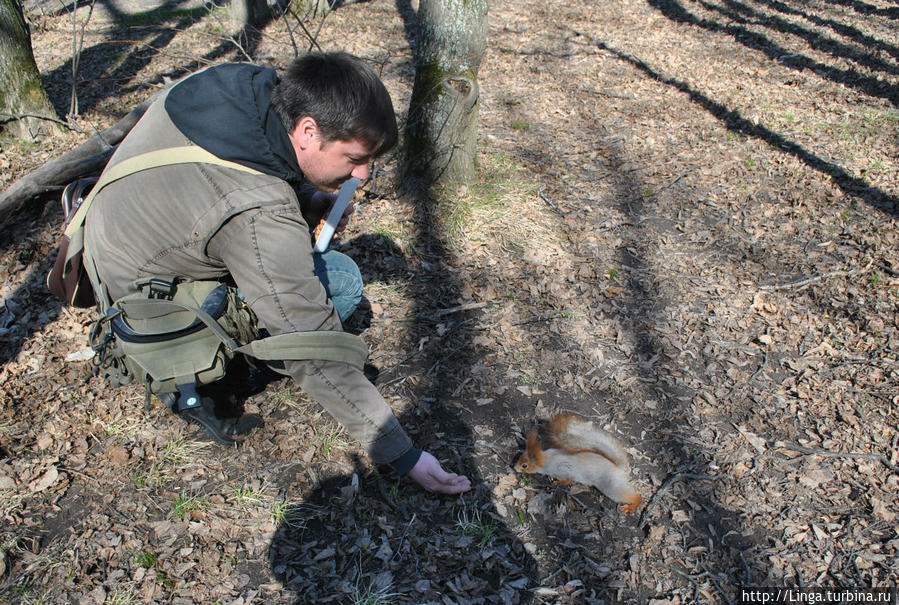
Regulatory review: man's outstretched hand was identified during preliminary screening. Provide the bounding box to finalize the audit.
[407,451,471,494]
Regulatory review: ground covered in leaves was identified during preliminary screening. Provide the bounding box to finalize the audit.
[1,0,897,603]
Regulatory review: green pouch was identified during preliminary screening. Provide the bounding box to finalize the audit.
[108,279,257,394]
[91,278,369,406]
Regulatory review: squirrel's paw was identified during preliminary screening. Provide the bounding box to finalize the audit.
[619,493,642,514]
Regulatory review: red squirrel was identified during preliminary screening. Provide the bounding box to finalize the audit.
[513,413,642,514]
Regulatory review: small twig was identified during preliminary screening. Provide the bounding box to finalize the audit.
[759,268,860,291]
[370,149,399,197]
[389,512,416,562]
[371,302,488,323]
[0,112,81,132]
[308,0,334,53]
[432,301,487,317]
[587,89,637,100]
[276,3,299,57]
[658,170,691,193]
[286,7,323,52]
[539,191,563,215]
[638,471,717,528]
[773,441,898,472]
[666,566,709,581]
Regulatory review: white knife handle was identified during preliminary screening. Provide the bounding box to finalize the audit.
[313,177,359,253]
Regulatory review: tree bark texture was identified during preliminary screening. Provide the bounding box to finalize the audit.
[0,0,61,141]
[404,0,488,192]
[230,0,269,29]
[0,94,159,227]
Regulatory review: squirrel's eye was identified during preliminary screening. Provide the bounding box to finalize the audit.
[521,463,528,469]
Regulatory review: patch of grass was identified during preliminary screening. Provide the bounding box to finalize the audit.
[132,462,171,489]
[155,570,176,588]
[161,437,208,465]
[373,225,404,242]
[436,150,543,248]
[172,493,206,520]
[232,484,264,506]
[88,413,141,438]
[607,267,619,280]
[365,281,405,302]
[456,508,498,550]
[271,386,307,413]
[271,500,290,525]
[106,586,139,605]
[511,119,530,131]
[349,582,401,605]
[745,158,756,169]
[319,429,348,459]
[134,550,157,569]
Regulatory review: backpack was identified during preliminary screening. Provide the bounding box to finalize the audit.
[53,145,369,411]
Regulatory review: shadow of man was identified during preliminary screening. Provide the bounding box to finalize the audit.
[268,233,537,603]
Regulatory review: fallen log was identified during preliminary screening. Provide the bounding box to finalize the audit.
[0,92,162,228]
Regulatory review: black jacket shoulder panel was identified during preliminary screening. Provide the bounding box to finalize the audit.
[164,63,303,184]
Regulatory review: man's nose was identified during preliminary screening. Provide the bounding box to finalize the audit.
[351,163,370,180]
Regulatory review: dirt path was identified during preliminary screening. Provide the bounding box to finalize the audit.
[1,0,897,602]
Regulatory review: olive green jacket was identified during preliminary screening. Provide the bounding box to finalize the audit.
[84,67,413,465]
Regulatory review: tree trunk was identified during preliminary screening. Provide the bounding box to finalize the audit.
[0,0,61,141]
[404,0,488,193]
[230,0,269,29]
[291,0,332,19]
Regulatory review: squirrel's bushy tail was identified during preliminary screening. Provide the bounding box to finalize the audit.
[547,413,629,467]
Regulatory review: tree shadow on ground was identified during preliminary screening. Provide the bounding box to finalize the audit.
[39,0,305,118]
[647,0,898,107]
[39,1,211,116]
[821,0,899,20]
[566,26,898,218]
[747,0,899,63]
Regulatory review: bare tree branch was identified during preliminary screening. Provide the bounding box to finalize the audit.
[0,92,164,227]
[0,112,82,131]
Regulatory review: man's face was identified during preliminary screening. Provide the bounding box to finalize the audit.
[289,117,373,192]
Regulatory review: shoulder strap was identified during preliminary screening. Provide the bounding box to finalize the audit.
[62,146,265,309]
[65,145,264,239]
[235,331,369,369]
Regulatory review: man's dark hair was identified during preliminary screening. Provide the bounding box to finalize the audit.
[271,51,398,157]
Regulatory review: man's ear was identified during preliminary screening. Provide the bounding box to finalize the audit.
[290,116,320,150]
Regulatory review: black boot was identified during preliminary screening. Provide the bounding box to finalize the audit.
[156,392,263,445]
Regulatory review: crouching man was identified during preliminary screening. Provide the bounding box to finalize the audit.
[82,52,470,495]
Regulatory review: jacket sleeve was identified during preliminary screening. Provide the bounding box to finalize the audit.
[208,203,414,465]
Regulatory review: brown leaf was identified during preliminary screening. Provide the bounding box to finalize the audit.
[105,444,129,467]
[29,466,58,493]
[871,497,896,523]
